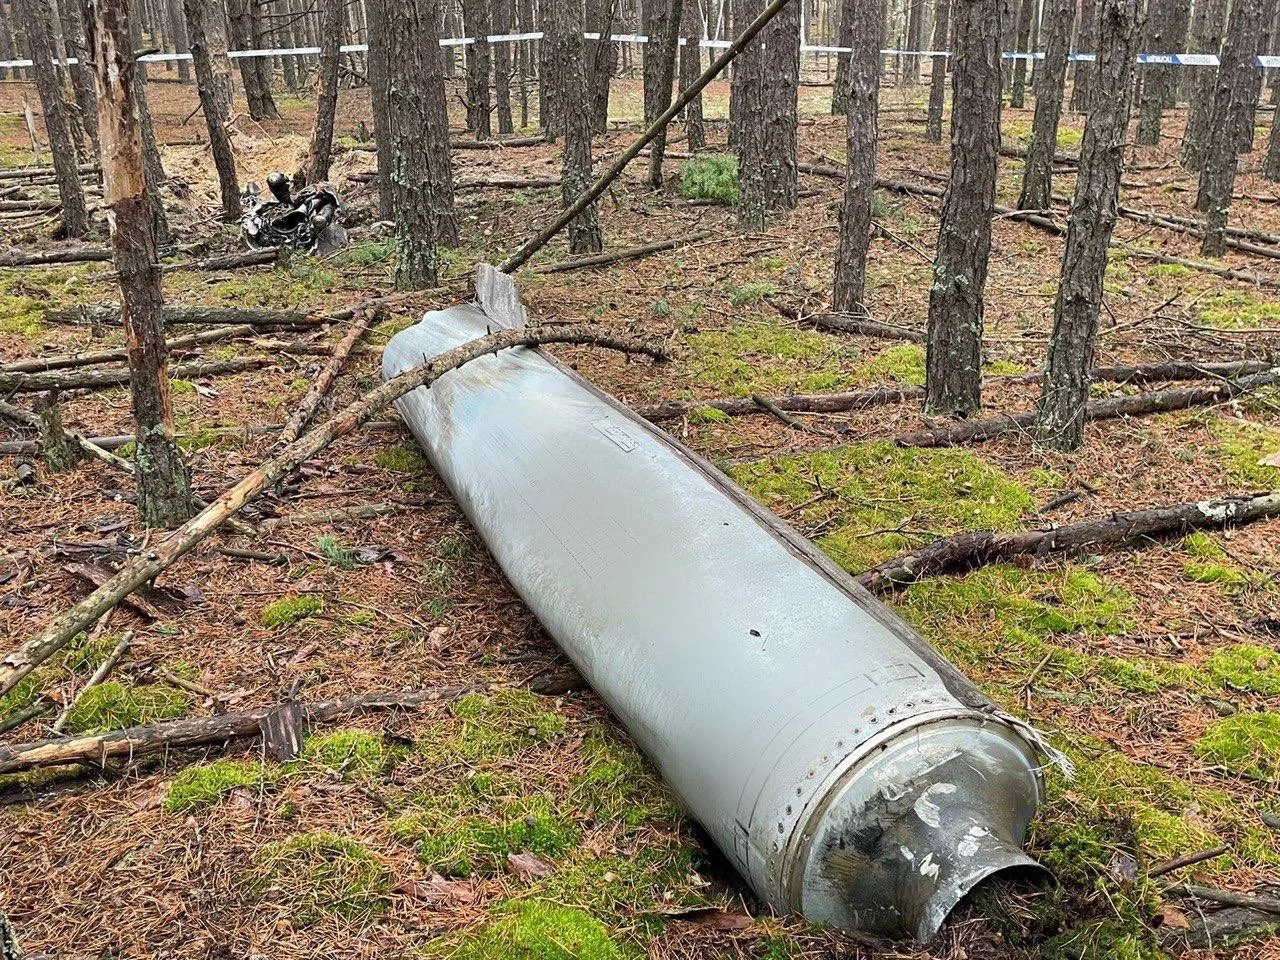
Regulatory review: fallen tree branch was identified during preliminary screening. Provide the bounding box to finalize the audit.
[0,325,666,697]
[0,163,99,182]
[160,248,281,273]
[276,306,381,445]
[895,369,1280,448]
[0,325,258,374]
[766,297,925,342]
[634,385,923,421]
[1170,885,1280,917]
[0,683,483,775]
[751,393,832,435]
[44,304,331,328]
[856,492,1280,592]
[0,247,113,267]
[0,357,269,393]
[258,501,420,532]
[535,231,716,274]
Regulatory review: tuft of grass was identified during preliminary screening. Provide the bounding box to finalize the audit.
[253,831,392,924]
[62,682,188,734]
[726,282,776,307]
[677,154,738,204]
[261,594,323,628]
[297,729,399,780]
[731,441,1034,570]
[164,760,264,813]
[432,903,627,960]
[1204,645,1280,695]
[315,534,358,570]
[375,442,428,474]
[1196,712,1280,779]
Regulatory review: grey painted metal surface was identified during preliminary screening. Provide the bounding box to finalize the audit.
[383,266,1049,941]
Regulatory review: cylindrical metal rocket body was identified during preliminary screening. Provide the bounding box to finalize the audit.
[384,269,1045,941]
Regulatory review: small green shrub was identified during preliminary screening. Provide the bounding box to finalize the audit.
[677,154,738,204]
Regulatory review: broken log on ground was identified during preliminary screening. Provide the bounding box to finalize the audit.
[766,297,926,342]
[895,369,1280,448]
[634,385,924,421]
[45,304,328,327]
[0,247,113,267]
[0,357,269,393]
[0,325,258,374]
[855,492,1280,592]
[0,684,484,775]
[276,306,381,445]
[0,325,666,698]
[535,231,716,274]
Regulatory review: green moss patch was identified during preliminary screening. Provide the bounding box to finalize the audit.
[261,594,322,628]
[400,792,578,878]
[731,441,1033,570]
[859,344,925,384]
[443,690,568,762]
[1208,419,1280,488]
[253,831,391,923]
[1196,290,1280,330]
[1205,645,1280,694]
[297,729,399,780]
[62,682,188,734]
[374,442,428,474]
[432,903,628,960]
[687,405,729,424]
[677,155,738,204]
[1197,713,1280,779]
[685,323,856,396]
[164,760,265,813]
[571,728,679,826]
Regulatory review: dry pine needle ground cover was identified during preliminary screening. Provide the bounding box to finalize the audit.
[0,67,1278,960]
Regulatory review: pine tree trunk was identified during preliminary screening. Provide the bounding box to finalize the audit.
[464,0,492,138]
[228,0,279,119]
[736,0,767,229]
[831,0,856,113]
[678,0,705,149]
[167,0,191,81]
[585,0,617,134]
[306,0,342,182]
[518,0,533,127]
[1136,0,1176,145]
[761,0,799,209]
[1198,0,1264,256]
[904,0,923,82]
[128,11,171,247]
[85,0,195,528]
[384,0,457,288]
[13,0,89,238]
[205,0,233,115]
[184,0,239,219]
[56,0,101,146]
[1009,0,1035,108]
[0,2,15,81]
[550,0,603,252]
[1018,0,1071,209]
[1162,0,1191,105]
[1035,0,1139,451]
[493,0,514,133]
[643,0,683,187]
[1180,0,1226,169]
[1238,0,1280,153]
[367,0,393,218]
[1070,0,1097,110]
[924,0,1004,418]
[832,0,885,311]
[925,0,952,140]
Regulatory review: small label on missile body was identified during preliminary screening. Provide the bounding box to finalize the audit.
[594,419,637,452]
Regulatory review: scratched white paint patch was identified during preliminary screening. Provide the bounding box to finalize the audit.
[919,853,940,878]
[957,824,990,858]
[913,782,958,828]
[899,845,916,862]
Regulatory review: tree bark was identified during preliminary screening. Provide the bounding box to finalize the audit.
[760,0,800,209]
[57,0,100,146]
[832,0,857,113]
[1034,0,1138,451]
[493,0,514,134]
[857,492,1280,593]
[128,11,171,248]
[924,0,1004,418]
[550,0,603,252]
[643,0,683,187]
[304,0,343,182]
[366,0,394,219]
[735,0,768,229]
[925,0,952,140]
[384,0,458,288]
[678,0,705,150]
[184,0,239,220]
[1018,0,1072,209]
[585,0,616,134]
[1180,0,1228,170]
[1009,0,1036,108]
[86,0,195,529]
[167,0,191,82]
[1136,0,1177,145]
[227,0,279,119]
[463,0,492,139]
[12,0,89,238]
[904,0,924,82]
[1197,0,1265,256]
[832,0,885,313]
[1070,0,1097,110]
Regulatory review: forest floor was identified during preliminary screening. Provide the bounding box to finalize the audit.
[0,67,1278,960]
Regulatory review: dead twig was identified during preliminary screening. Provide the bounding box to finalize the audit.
[50,632,134,734]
